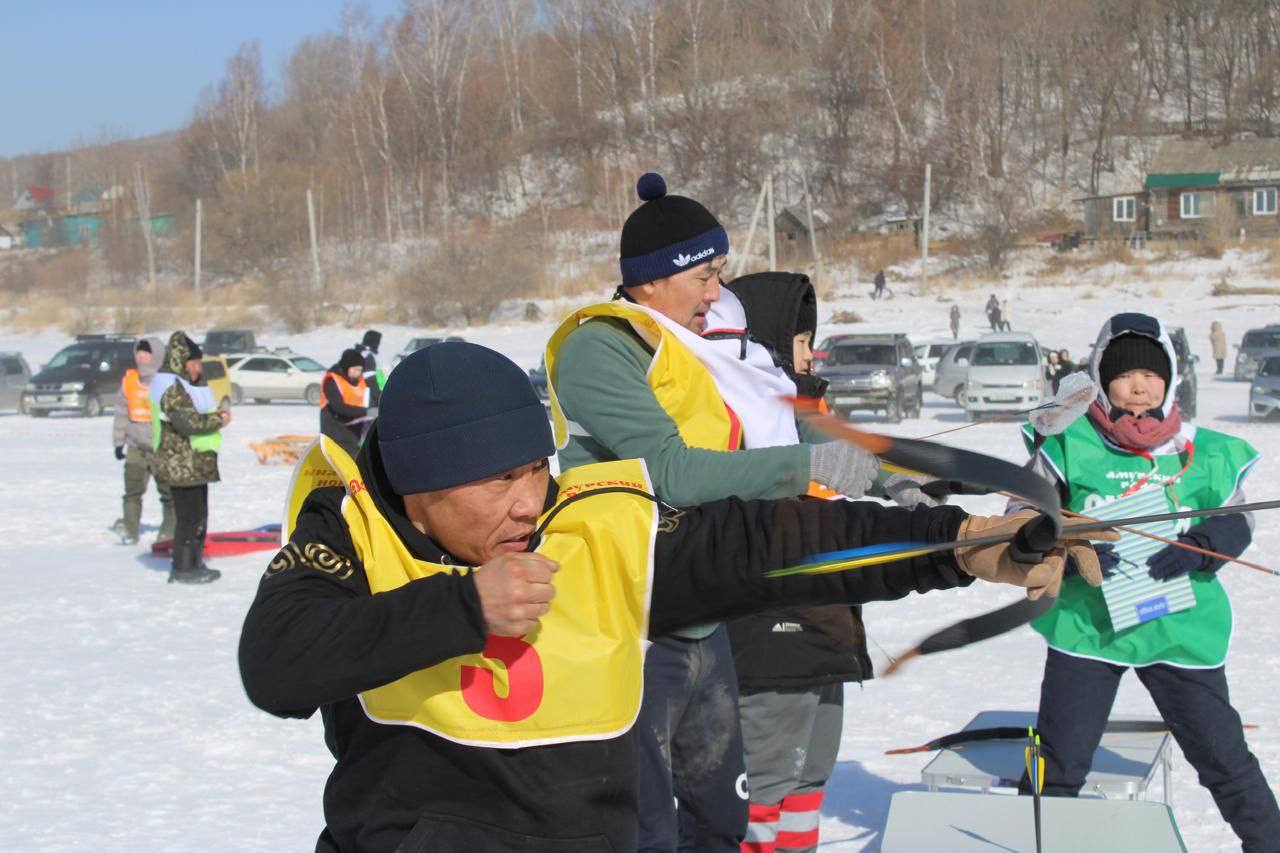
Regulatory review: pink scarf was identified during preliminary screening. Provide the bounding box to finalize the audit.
[1087,399,1182,450]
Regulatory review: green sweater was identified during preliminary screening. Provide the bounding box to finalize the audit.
[554,319,812,504]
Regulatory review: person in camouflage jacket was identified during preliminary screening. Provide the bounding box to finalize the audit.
[151,331,229,584]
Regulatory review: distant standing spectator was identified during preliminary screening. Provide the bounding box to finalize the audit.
[320,348,371,459]
[150,332,228,585]
[355,330,384,405]
[1058,349,1076,377]
[112,336,173,546]
[1210,321,1227,375]
[986,294,1001,331]
[1046,350,1063,394]
[949,304,961,340]
[872,269,887,300]
[1001,298,1013,331]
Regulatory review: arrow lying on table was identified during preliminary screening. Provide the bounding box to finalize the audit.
[885,720,1259,755]
[768,499,1280,579]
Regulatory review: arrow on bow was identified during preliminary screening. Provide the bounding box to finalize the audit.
[871,498,1280,675]
[769,498,1280,580]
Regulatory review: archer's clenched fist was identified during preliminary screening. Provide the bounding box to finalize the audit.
[472,552,559,637]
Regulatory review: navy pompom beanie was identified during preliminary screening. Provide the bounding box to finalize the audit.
[377,342,553,494]
[619,172,729,287]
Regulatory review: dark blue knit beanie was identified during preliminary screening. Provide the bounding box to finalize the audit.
[619,173,729,287]
[377,342,553,494]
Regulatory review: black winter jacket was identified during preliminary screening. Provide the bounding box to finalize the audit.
[238,434,970,853]
[729,602,873,689]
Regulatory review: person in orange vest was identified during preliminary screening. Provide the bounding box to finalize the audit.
[320,348,371,458]
[111,336,173,545]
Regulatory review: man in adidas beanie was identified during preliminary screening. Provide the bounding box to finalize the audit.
[548,175,887,850]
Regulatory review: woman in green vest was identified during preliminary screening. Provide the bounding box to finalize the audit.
[1019,312,1280,851]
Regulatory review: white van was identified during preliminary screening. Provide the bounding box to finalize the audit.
[913,340,952,390]
[962,332,1047,419]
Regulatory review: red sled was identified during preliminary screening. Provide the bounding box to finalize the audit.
[150,525,282,559]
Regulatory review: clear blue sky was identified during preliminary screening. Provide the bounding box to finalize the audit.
[0,1,403,158]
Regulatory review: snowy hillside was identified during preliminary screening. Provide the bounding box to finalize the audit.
[1,252,1277,851]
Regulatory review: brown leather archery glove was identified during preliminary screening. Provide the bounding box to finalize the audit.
[956,512,1119,599]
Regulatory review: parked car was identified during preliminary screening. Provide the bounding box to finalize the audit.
[1167,326,1198,420]
[528,357,550,409]
[392,335,467,370]
[913,340,952,389]
[203,328,257,356]
[0,352,31,413]
[23,335,136,417]
[817,333,922,423]
[226,350,327,404]
[1248,352,1280,420]
[1234,324,1280,381]
[932,341,976,401]
[961,333,1047,419]
[201,356,234,410]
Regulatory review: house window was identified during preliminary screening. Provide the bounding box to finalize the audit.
[1112,197,1136,222]
[1254,187,1278,216]
[1180,191,1203,219]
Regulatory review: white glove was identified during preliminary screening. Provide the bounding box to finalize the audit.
[882,472,944,508]
[809,441,880,499]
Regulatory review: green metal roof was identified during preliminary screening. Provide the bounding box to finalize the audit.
[1144,171,1219,190]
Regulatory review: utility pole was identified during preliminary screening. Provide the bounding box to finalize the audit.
[194,199,203,293]
[307,187,322,291]
[133,162,157,292]
[921,163,932,292]
[766,172,777,272]
[733,178,770,278]
[800,170,824,290]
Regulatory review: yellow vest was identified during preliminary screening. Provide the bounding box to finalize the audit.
[546,302,742,453]
[284,436,658,748]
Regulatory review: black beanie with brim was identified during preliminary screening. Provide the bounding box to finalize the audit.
[619,173,728,287]
[337,349,365,372]
[377,342,553,495]
[1099,332,1171,390]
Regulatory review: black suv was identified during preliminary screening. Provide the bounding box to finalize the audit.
[203,328,256,356]
[816,333,923,422]
[1167,326,1198,420]
[24,334,136,417]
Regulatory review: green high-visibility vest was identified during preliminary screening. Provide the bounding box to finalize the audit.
[1025,418,1257,668]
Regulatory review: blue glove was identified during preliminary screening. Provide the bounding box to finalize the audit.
[1147,537,1211,581]
[1146,512,1254,581]
[1067,543,1120,580]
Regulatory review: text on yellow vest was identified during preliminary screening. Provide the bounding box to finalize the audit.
[284,436,658,748]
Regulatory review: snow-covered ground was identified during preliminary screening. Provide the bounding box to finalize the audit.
[1,253,1277,850]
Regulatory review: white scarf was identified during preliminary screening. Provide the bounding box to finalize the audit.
[149,371,218,416]
[627,295,799,450]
